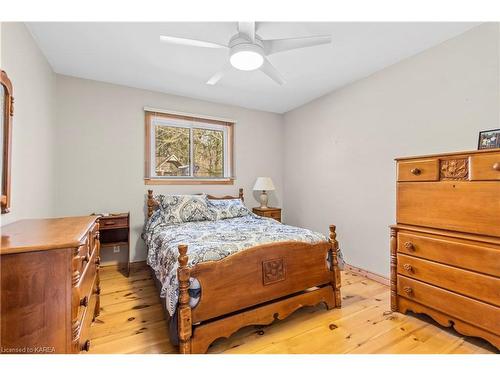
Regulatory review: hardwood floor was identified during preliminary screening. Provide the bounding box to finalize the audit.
[88,263,498,354]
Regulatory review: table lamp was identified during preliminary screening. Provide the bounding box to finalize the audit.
[253,177,275,209]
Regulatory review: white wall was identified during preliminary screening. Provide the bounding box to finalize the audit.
[3,22,498,275]
[1,23,56,225]
[54,75,284,261]
[283,23,500,277]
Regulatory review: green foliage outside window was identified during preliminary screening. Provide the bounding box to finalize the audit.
[193,128,223,177]
[155,125,224,177]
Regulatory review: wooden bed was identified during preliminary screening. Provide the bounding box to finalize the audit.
[146,188,342,354]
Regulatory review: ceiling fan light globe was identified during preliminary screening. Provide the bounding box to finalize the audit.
[229,44,264,71]
[230,51,263,71]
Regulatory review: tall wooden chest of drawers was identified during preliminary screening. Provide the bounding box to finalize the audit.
[1,216,101,353]
[391,149,500,349]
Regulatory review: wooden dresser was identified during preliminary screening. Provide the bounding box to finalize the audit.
[391,149,500,349]
[1,216,100,353]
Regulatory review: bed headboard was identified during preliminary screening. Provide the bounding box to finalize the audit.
[146,188,244,218]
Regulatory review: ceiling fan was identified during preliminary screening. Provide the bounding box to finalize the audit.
[159,22,332,86]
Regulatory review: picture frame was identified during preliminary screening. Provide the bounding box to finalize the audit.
[477,128,500,150]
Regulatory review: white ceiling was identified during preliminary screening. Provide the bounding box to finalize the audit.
[27,22,480,113]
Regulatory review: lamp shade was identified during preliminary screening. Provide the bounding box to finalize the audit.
[253,177,275,191]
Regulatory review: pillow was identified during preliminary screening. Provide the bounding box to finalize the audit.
[156,194,213,224]
[207,198,251,220]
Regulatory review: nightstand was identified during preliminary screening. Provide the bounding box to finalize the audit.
[92,212,130,276]
[252,207,282,222]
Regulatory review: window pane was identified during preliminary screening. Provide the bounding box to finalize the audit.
[155,126,190,176]
[193,128,224,178]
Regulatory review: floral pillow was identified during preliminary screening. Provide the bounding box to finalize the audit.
[156,194,213,224]
[207,198,251,220]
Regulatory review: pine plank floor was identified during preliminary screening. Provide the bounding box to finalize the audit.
[88,263,498,354]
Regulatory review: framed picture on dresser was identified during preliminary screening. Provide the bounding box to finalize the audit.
[478,128,500,150]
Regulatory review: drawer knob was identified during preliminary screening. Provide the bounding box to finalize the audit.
[404,241,415,251]
[403,264,414,273]
[493,162,500,171]
[81,340,91,352]
[95,256,101,266]
[95,286,101,295]
[80,296,89,307]
[403,286,413,296]
[410,168,421,175]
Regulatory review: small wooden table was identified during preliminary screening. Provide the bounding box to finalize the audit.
[94,212,130,276]
[252,207,282,222]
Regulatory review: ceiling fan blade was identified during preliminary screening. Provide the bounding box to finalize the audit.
[206,69,227,85]
[260,58,285,85]
[263,35,331,55]
[160,35,227,49]
[238,22,256,42]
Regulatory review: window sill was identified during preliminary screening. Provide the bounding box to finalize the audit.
[144,178,234,185]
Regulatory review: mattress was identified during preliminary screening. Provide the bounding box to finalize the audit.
[143,211,330,316]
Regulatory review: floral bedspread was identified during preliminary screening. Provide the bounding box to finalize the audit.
[143,212,328,315]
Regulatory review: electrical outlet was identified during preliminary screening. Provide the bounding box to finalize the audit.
[113,246,120,253]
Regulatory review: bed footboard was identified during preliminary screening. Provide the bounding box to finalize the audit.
[176,225,341,354]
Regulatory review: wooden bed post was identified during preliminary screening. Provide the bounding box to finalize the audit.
[390,228,398,312]
[147,189,155,218]
[329,225,342,308]
[177,244,192,354]
[239,188,244,201]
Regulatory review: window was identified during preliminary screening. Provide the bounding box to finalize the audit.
[145,111,234,184]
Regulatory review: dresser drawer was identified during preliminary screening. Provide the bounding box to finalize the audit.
[397,231,500,277]
[470,153,500,181]
[269,212,281,221]
[76,247,98,321]
[397,159,439,182]
[397,181,500,236]
[253,208,282,222]
[397,275,500,334]
[99,216,128,229]
[398,254,500,306]
[77,278,98,353]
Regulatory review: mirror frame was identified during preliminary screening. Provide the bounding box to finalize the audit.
[1,70,14,214]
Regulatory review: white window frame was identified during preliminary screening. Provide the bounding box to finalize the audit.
[145,110,234,185]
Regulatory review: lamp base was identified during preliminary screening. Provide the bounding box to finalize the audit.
[259,191,269,209]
